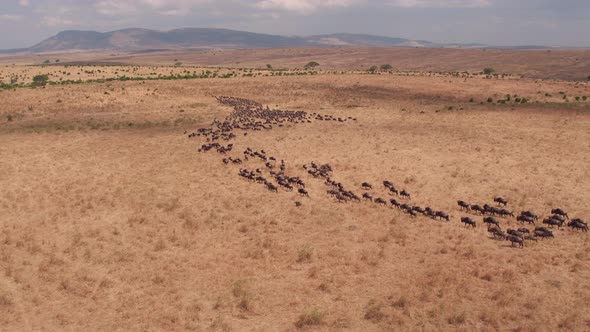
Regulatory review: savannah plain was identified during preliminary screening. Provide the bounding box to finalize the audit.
[1,48,589,331]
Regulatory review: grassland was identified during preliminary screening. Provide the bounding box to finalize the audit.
[0,52,589,331]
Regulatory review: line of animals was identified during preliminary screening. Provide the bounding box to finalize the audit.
[457,198,587,248]
[189,96,587,249]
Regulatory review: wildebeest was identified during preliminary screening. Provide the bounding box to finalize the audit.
[488,225,506,239]
[534,227,554,238]
[498,209,514,217]
[542,217,564,229]
[457,200,469,211]
[435,211,450,221]
[517,215,535,225]
[461,217,476,228]
[483,216,499,226]
[298,188,309,197]
[521,211,539,221]
[470,205,485,215]
[361,182,373,190]
[400,190,411,199]
[390,198,400,208]
[375,198,387,206]
[362,193,373,202]
[551,208,569,219]
[506,235,524,248]
[567,220,588,232]
[494,197,508,207]
[507,229,524,239]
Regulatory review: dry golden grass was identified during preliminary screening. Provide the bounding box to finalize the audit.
[0,63,589,331]
[3,47,590,80]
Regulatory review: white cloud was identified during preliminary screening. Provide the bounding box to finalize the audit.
[388,0,490,8]
[95,1,139,15]
[42,16,76,27]
[255,0,362,14]
[18,0,30,7]
[94,0,210,16]
[0,14,25,21]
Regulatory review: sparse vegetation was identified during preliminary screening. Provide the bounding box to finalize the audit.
[295,309,323,328]
[483,67,495,75]
[304,61,320,69]
[1,51,589,332]
[380,64,393,71]
[32,74,49,87]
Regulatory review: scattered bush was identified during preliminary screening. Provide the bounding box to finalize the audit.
[380,64,393,71]
[295,309,323,328]
[487,97,493,103]
[368,65,378,73]
[364,300,385,322]
[483,67,495,75]
[266,64,272,69]
[297,245,313,263]
[304,61,319,69]
[32,74,49,87]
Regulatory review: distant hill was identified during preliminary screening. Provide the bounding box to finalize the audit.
[0,28,494,54]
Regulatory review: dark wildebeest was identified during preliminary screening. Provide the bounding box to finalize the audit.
[298,188,309,197]
[457,200,469,211]
[517,215,535,225]
[534,227,554,238]
[461,217,476,228]
[470,205,485,215]
[506,235,524,248]
[568,220,588,232]
[483,216,500,226]
[543,217,564,229]
[521,211,539,221]
[361,182,373,190]
[400,190,411,199]
[375,198,387,206]
[494,197,508,207]
[551,208,569,219]
[435,211,450,221]
[362,193,373,202]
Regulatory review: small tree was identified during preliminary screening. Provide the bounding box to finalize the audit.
[266,64,272,69]
[32,74,49,87]
[304,61,319,69]
[368,65,378,73]
[587,75,590,81]
[483,67,495,75]
[380,64,393,71]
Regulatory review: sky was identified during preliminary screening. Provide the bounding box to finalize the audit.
[1,0,589,49]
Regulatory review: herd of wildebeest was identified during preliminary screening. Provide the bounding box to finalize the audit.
[188,96,588,249]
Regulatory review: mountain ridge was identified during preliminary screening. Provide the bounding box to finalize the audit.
[0,28,493,53]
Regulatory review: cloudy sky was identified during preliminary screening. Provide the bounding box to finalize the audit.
[1,0,589,48]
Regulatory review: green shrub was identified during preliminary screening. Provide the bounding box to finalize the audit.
[483,67,495,75]
[380,64,393,71]
[487,97,493,103]
[304,61,319,69]
[32,74,49,87]
[368,65,378,73]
